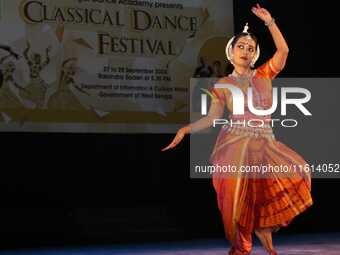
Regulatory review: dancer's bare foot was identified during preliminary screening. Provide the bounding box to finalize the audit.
[255,228,277,255]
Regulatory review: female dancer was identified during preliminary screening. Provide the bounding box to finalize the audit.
[0,45,20,87]
[0,55,30,108]
[162,4,312,255]
[48,57,89,110]
[20,41,51,108]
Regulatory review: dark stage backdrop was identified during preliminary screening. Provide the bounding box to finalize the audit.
[0,0,339,249]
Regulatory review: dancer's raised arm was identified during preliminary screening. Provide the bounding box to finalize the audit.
[24,41,32,64]
[252,3,289,72]
[42,46,51,68]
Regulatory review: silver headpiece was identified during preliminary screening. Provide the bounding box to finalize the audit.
[225,23,260,67]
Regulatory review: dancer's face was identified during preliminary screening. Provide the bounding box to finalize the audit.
[64,63,76,77]
[231,36,257,68]
[33,54,41,64]
[68,65,76,76]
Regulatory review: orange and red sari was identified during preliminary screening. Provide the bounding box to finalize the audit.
[209,58,313,254]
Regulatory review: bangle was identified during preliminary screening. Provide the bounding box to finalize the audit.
[265,18,275,27]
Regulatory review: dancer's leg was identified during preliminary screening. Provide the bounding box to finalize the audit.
[229,225,252,255]
[254,227,278,255]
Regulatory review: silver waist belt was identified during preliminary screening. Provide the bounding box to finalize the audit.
[222,124,275,140]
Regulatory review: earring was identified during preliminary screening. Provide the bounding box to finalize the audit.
[250,59,255,68]
[229,54,235,65]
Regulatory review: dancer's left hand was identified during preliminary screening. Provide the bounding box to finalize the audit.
[251,3,272,24]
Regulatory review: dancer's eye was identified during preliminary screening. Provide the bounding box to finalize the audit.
[248,48,254,53]
[237,45,244,49]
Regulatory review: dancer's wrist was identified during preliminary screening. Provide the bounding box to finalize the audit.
[265,17,275,27]
[182,125,191,134]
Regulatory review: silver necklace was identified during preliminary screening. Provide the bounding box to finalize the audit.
[229,69,255,92]
[229,69,263,107]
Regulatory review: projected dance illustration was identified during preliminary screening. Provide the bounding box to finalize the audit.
[20,41,51,109]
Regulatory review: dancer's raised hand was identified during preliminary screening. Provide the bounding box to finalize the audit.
[251,3,272,24]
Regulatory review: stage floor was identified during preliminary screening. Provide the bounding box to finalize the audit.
[1,233,340,255]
